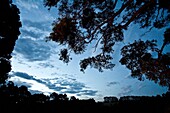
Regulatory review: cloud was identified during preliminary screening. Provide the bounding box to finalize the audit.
[107,81,119,87]
[14,38,51,61]
[60,79,98,96]
[9,78,32,88]
[38,63,55,68]
[125,74,133,79]
[15,0,39,10]
[13,19,57,62]
[20,20,51,41]
[13,72,67,91]
[11,72,98,97]
[14,72,42,83]
[80,90,98,96]
[14,0,55,22]
[29,90,44,94]
[137,83,146,90]
[118,85,133,97]
[22,20,51,35]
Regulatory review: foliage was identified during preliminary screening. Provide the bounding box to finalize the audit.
[43,0,170,87]
[0,0,21,84]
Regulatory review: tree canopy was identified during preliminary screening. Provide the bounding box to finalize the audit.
[0,0,21,84]
[43,0,170,87]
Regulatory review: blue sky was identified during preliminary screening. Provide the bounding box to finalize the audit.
[9,0,168,101]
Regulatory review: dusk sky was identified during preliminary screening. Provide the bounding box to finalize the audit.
[8,0,169,101]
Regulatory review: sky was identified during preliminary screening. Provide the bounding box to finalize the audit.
[8,0,169,101]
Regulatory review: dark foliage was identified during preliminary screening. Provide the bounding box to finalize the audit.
[43,0,170,87]
[0,0,21,84]
[0,82,170,113]
[120,29,170,87]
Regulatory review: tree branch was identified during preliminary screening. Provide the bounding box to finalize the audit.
[113,0,118,10]
[93,36,102,53]
[85,0,133,43]
[158,41,167,59]
[122,0,155,29]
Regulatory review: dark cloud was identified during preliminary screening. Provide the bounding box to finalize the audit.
[14,38,51,61]
[14,72,35,80]
[81,90,98,96]
[38,63,55,68]
[63,90,80,94]
[107,81,119,87]
[45,81,67,91]
[118,85,133,97]
[63,89,98,96]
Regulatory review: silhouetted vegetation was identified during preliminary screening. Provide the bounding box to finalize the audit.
[44,0,170,88]
[0,0,21,84]
[0,82,170,113]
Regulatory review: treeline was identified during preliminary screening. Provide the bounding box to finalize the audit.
[0,81,170,113]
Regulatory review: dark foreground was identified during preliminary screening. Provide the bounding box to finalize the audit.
[0,82,170,113]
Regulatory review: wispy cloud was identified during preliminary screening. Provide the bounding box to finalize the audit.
[80,90,98,96]
[15,0,39,10]
[38,63,55,68]
[107,81,119,87]
[14,38,52,61]
[14,0,55,22]
[118,85,133,97]
[137,83,146,90]
[21,20,51,38]
[124,74,133,79]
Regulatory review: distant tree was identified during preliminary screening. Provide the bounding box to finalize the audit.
[50,92,59,101]
[31,93,50,103]
[58,93,69,101]
[43,0,170,87]
[17,85,31,104]
[0,0,21,84]
[104,96,118,103]
[70,96,78,101]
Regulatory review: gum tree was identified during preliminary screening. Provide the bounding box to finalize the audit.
[43,0,170,87]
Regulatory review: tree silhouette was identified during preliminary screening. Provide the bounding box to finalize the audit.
[44,0,170,87]
[0,0,21,84]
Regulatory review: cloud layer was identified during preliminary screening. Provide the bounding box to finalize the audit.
[13,19,55,62]
[10,72,98,97]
